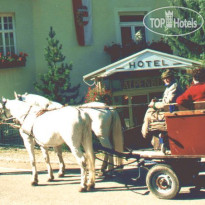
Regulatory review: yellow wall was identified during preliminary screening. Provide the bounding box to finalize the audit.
[0,0,170,100]
[0,0,35,98]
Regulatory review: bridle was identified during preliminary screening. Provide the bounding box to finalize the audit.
[0,100,10,120]
[0,100,18,128]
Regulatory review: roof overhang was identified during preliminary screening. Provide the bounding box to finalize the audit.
[83,49,202,83]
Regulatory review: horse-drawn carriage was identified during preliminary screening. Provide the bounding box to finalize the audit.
[0,94,205,199]
[97,101,205,199]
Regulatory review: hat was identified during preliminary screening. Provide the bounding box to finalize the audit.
[161,69,174,79]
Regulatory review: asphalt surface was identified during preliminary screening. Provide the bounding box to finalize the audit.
[0,150,205,205]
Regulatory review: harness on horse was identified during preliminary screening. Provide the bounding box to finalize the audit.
[0,101,61,136]
[21,106,63,136]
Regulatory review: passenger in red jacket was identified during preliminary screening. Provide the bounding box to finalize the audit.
[176,68,205,106]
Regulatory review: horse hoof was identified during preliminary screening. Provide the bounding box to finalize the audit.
[78,187,87,192]
[58,173,64,178]
[31,181,38,186]
[47,178,54,182]
[87,184,95,192]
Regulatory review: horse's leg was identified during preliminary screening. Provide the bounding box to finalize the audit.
[107,153,114,173]
[83,142,95,191]
[98,136,114,174]
[40,146,54,181]
[20,131,38,186]
[69,146,87,192]
[100,153,108,173]
[81,114,95,191]
[54,145,65,177]
[110,110,124,172]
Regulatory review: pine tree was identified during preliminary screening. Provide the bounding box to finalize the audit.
[35,27,80,104]
[165,0,205,62]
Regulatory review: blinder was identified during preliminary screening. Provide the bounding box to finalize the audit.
[0,99,9,119]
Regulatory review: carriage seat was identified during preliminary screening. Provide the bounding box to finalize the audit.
[164,101,205,112]
[146,101,205,153]
[162,101,205,154]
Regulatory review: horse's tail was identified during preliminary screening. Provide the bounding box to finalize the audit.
[110,109,124,167]
[80,111,95,185]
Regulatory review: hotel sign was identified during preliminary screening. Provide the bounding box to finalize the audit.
[123,77,163,90]
[83,49,200,82]
[128,59,181,69]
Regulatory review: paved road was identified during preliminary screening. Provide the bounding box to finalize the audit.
[0,160,205,205]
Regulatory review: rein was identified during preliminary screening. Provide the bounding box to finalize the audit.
[0,117,20,129]
[0,117,15,122]
[0,121,20,129]
[36,107,62,117]
[21,105,33,125]
[78,103,149,110]
[0,104,63,131]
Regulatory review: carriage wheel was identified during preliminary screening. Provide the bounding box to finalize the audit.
[146,164,180,199]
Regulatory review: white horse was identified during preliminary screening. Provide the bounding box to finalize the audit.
[0,99,95,192]
[14,93,124,174]
[80,102,124,173]
[14,92,62,109]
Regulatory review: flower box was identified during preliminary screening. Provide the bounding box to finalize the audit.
[0,52,28,69]
[0,61,26,69]
[104,39,172,62]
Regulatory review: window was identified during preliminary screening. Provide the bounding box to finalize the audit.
[0,15,16,55]
[119,14,146,47]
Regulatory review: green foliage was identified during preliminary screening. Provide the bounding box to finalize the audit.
[162,0,205,88]
[165,0,205,60]
[35,27,80,104]
[175,71,193,90]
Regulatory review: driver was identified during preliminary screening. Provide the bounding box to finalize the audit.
[141,69,183,138]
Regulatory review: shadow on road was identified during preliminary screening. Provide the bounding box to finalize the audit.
[1,167,205,199]
[175,191,205,200]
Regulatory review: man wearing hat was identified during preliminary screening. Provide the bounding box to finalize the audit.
[141,69,183,140]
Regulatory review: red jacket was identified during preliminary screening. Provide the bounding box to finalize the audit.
[176,82,205,105]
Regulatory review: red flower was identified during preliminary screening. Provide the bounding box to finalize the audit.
[84,86,112,105]
[0,51,28,66]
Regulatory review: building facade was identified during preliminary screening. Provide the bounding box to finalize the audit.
[83,49,200,148]
[0,0,169,99]
[1,0,203,148]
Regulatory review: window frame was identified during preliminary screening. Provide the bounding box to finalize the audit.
[119,15,146,45]
[114,8,152,45]
[0,13,17,55]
